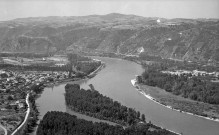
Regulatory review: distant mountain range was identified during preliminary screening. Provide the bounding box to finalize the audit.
[0,13,219,62]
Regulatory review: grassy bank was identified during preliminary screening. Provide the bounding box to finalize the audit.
[138,84,219,121]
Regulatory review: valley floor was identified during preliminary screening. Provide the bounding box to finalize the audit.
[138,84,219,121]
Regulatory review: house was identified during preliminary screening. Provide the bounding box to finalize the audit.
[0,88,6,93]
[18,103,24,108]
[0,108,7,111]
[15,101,20,104]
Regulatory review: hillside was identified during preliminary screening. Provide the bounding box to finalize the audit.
[0,13,219,63]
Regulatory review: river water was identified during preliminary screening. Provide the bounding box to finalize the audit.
[35,57,219,135]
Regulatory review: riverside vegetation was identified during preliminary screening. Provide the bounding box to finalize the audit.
[37,111,176,135]
[139,64,219,105]
[65,84,144,126]
[61,83,176,135]
[137,62,219,119]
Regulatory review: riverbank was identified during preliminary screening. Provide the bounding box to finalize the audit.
[28,59,105,135]
[131,79,219,123]
[92,56,219,122]
[32,56,219,135]
[65,83,177,135]
[44,59,104,87]
[131,79,182,135]
[87,60,105,78]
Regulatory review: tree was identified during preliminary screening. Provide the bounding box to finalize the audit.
[141,114,145,122]
[189,91,198,100]
[6,89,11,93]
[164,82,172,92]
[67,53,78,77]
[5,105,12,109]
[127,114,134,125]
[20,91,26,99]
[137,111,140,119]
[8,95,14,100]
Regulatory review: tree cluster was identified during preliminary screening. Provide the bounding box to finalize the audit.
[0,52,49,58]
[140,67,219,104]
[133,52,219,72]
[31,83,45,94]
[37,111,175,135]
[65,84,144,126]
[21,94,39,134]
[76,61,101,75]
[67,53,101,74]
[0,63,72,72]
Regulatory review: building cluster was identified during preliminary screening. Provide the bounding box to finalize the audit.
[0,69,69,133]
[162,69,219,81]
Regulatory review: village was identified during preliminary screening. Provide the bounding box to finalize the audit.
[0,53,103,135]
[0,69,70,134]
[161,69,219,82]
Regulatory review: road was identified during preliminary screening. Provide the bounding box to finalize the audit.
[11,93,30,135]
[0,124,7,135]
[0,113,24,119]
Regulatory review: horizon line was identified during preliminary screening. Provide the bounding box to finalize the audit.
[1,12,219,22]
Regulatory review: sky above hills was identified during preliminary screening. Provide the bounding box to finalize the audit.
[0,0,218,21]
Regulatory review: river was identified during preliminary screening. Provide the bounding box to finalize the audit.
[35,57,219,135]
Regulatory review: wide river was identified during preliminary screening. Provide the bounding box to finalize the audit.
[35,57,219,135]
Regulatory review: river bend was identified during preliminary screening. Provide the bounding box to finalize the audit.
[35,57,219,135]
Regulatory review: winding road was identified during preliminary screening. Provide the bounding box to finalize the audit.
[11,93,30,135]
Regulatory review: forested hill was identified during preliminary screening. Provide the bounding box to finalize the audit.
[0,13,219,63]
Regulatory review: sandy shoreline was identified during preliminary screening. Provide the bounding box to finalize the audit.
[131,80,182,135]
[131,79,219,123]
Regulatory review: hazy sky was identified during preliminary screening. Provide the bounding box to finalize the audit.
[0,0,219,21]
